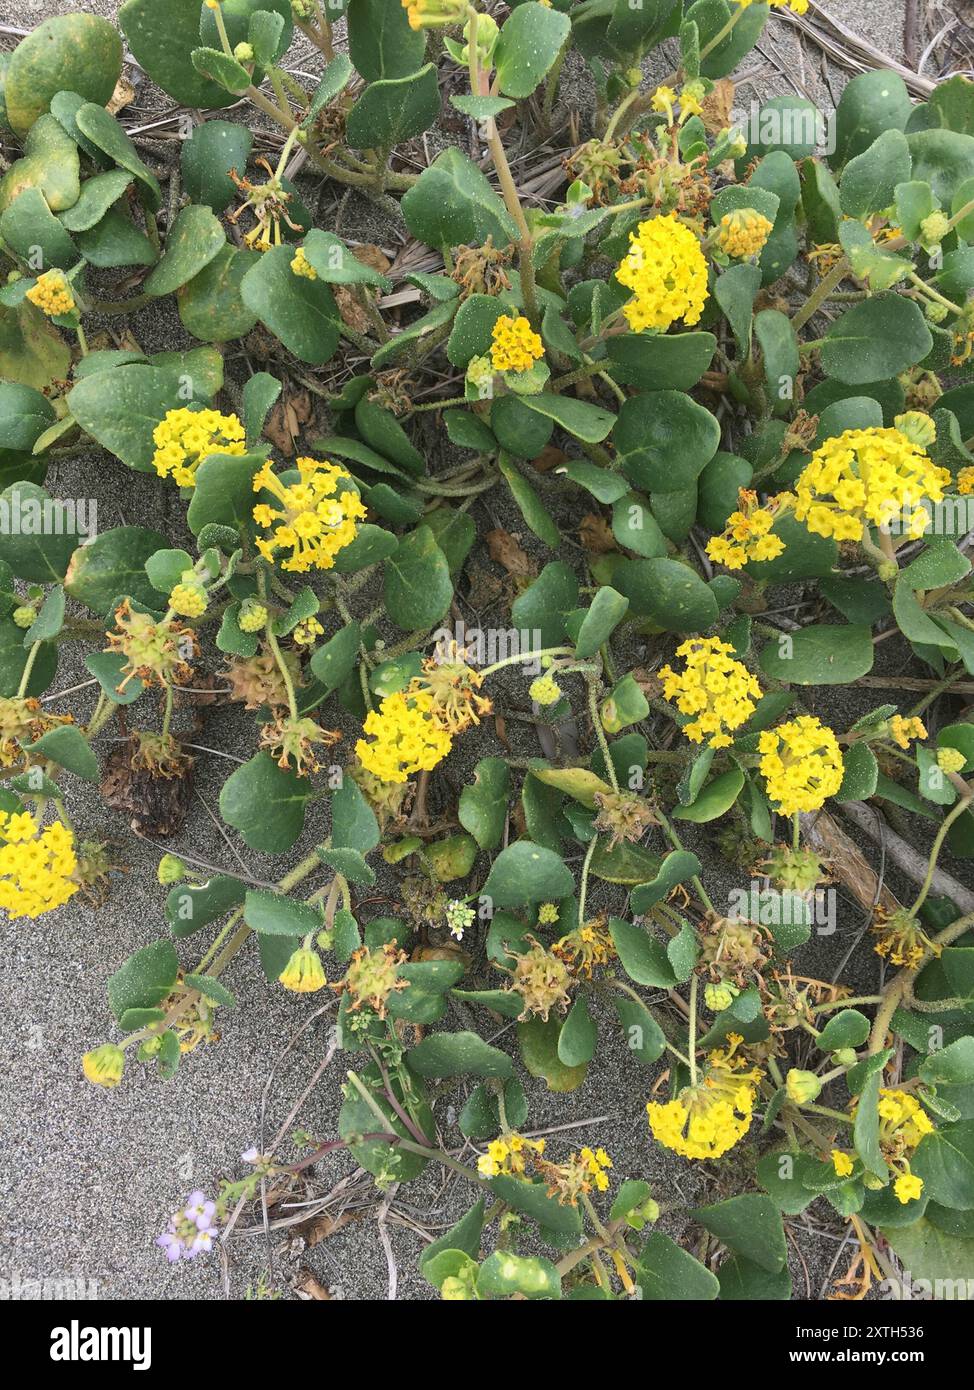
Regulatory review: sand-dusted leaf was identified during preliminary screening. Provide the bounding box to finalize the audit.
[4,14,122,136]
[219,753,313,854]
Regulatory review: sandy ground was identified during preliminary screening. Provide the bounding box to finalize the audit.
[2,0,962,1303]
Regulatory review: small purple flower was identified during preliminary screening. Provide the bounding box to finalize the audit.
[189,1229,215,1258]
[184,1191,217,1230]
[155,1231,182,1264]
[156,1191,220,1263]
[240,1146,260,1164]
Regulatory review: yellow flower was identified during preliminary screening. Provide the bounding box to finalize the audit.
[793,426,951,542]
[408,645,491,734]
[169,581,207,618]
[151,407,246,487]
[253,456,367,573]
[238,600,268,633]
[716,208,774,260]
[0,811,78,919]
[82,1043,125,1088]
[894,1172,924,1204]
[537,902,560,925]
[847,1088,934,1202]
[678,90,704,122]
[647,1034,763,1160]
[658,636,762,749]
[26,269,76,317]
[476,1133,545,1178]
[831,1149,854,1178]
[279,947,327,993]
[937,746,967,774]
[706,488,786,570]
[355,690,453,785]
[290,246,317,280]
[545,1146,614,1204]
[529,674,562,707]
[735,0,807,10]
[758,716,844,815]
[651,85,676,122]
[490,314,544,373]
[958,466,974,496]
[293,617,324,646]
[871,905,941,971]
[615,213,709,333]
[401,0,467,30]
[888,714,927,749]
[552,919,616,978]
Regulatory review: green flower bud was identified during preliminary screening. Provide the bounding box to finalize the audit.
[786,1069,822,1105]
[157,853,187,885]
[238,599,268,633]
[12,605,36,630]
[920,210,950,246]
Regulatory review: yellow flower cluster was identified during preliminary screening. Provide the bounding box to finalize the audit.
[0,811,78,920]
[253,456,367,573]
[615,213,709,333]
[877,1089,934,1204]
[706,488,785,569]
[279,947,327,993]
[552,919,617,978]
[169,582,207,618]
[289,246,317,279]
[888,714,927,749]
[792,427,951,542]
[659,636,762,749]
[871,905,940,971]
[577,1145,612,1191]
[716,209,774,259]
[409,647,491,735]
[938,746,966,774]
[958,466,974,495]
[477,1132,546,1178]
[647,1034,763,1160]
[758,716,844,815]
[490,314,544,373]
[401,0,467,29]
[25,269,75,317]
[355,690,453,785]
[543,1146,614,1205]
[151,408,247,487]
